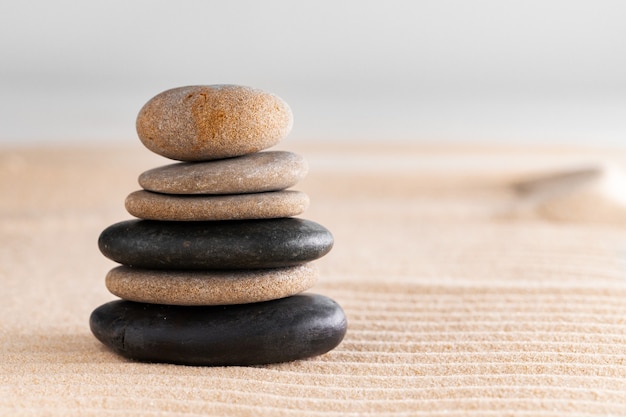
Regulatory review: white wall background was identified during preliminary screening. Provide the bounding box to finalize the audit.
[0,0,624,145]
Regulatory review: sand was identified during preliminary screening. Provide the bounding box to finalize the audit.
[3,141,626,416]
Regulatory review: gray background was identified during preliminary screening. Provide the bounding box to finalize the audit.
[1,0,624,145]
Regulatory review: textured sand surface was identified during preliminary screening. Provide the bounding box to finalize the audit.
[3,142,626,416]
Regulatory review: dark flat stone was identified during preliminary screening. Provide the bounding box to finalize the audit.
[89,294,347,366]
[98,218,333,269]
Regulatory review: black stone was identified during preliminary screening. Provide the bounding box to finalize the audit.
[89,294,347,366]
[98,218,333,269]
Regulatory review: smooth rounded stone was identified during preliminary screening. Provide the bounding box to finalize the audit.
[511,163,626,223]
[125,189,309,221]
[138,151,308,195]
[98,218,334,269]
[90,294,347,366]
[136,85,293,161]
[105,264,318,306]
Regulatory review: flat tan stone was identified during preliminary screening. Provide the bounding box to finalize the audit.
[125,189,309,221]
[136,85,293,161]
[138,151,308,195]
[105,264,318,305]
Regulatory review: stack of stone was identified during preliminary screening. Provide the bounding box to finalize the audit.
[90,85,347,366]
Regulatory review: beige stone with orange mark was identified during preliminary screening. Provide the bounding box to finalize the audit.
[125,189,309,221]
[136,85,293,161]
[105,264,318,306]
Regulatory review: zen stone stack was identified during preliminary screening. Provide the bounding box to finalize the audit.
[90,85,347,366]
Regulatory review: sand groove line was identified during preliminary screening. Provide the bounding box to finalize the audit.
[332,286,626,294]
[345,324,626,333]
[342,308,626,318]
[341,337,626,346]
[8,394,626,413]
[342,304,626,310]
[7,367,626,381]
[334,292,626,300]
[7,343,626,360]
[346,329,626,338]
[264,361,626,376]
[350,311,626,328]
[335,306,626,316]
[9,361,626,378]
[328,253,626,262]
[6,379,626,402]
[0,407,613,417]
[329,290,626,301]
[323,280,626,291]
[340,306,626,315]
[7,372,626,395]
[13,349,626,361]
[330,346,626,355]
[310,351,626,362]
[7,377,626,393]
[0,410,618,417]
[324,275,626,284]
[332,299,626,309]
[342,308,626,317]
[345,322,626,332]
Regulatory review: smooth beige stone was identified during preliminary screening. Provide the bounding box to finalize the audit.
[136,85,293,161]
[512,163,626,223]
[138,151,308,195]
[105,264,318,306]
[125,189,309,221]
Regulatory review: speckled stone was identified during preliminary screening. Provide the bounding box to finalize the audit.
[138,151,308,195]
[105,264,318,306]
[89,294,347,366]
[98,218,334,269]
[125,190,309,221]
[136,85,293,161]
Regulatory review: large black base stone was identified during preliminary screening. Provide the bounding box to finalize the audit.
[98,218,333,269]
[89,294,347,366]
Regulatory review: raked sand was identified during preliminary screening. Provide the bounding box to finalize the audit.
[3,141,626,415]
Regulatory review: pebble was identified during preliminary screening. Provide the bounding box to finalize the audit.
[89,294,347,366]
[105,264,318,306]
[136,85,293,161]
[138,151,308,195]
[98,218,334,269]
[125,190,309,221]
[512,163,626,223]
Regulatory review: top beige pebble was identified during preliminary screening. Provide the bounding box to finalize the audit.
[136,85,293,161]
